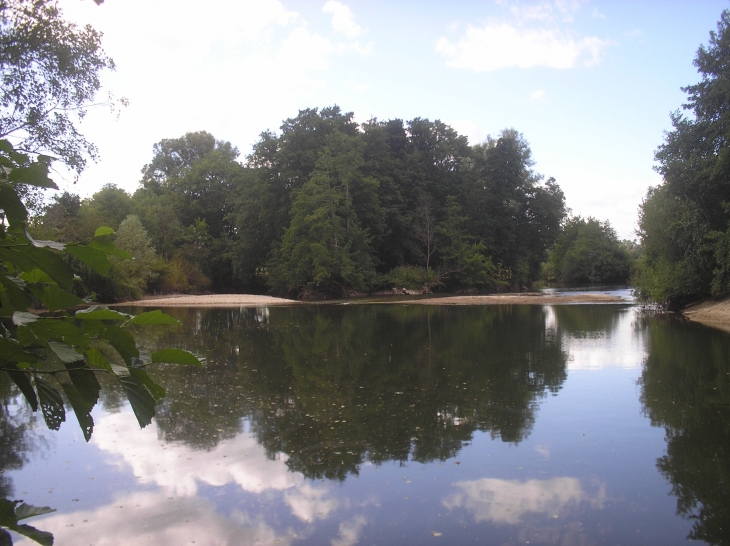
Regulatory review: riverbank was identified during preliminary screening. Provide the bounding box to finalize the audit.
[682,297,730,334]
[118,292,627,307]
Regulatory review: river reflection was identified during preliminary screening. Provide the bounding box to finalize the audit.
[3,303,730,545]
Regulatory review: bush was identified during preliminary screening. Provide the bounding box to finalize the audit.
[388,265,437,289]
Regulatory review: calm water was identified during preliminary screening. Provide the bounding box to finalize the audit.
[3,303,730,545]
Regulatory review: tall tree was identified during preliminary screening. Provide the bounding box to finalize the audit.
[0,0,120,175]
[636,10,730,305]
[268,131,377,295]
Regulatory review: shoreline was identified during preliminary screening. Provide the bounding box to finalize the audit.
[682,297,730,334]
[115,292,629,308]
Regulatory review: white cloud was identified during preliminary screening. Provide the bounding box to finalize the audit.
[50,0,353,197]
[530,89,547,101]
[92,412,337,523]
[446,119,489,146]
[323,1,363,39]
[436,23,609,71]
[443,477,606,525]
[14,491,294,546]
[331,515,368,546]
[285,482,340,523]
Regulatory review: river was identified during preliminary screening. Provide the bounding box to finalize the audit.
[3,301,729,545]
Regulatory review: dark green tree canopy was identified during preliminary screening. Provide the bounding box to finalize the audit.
[636,9,730,306]
[546,216,632,284]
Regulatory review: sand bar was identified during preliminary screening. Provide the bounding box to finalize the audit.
[117,292,628,308]
[682,297,730,334]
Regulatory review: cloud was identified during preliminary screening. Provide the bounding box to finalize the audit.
[285,482,340,523]
[443,477,606,525]
[445,119,489,146]
[331,515,368,546]
[14,491,294,546]
[92,412,337,523]
[323,1,363,39]
[530,89,547,101]
[436,23,609,71]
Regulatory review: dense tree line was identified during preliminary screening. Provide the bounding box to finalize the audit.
[634,10,730,307]
[543,216,634,284]
[33,110,568,300]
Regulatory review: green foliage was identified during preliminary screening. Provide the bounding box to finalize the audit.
[635,10,730,306]
[387,265,437,289]
[0,140,202,440]
[546,217,632,284]
[267,131,377,296]
[437,197,506,288]
[0,498,55,545]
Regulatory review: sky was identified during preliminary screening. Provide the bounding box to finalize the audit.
[55,0,729,240]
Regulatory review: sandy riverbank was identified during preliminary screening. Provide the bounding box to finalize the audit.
[117,292,627,308]
[682,297,730,334]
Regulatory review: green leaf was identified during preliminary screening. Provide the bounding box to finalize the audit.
[119,374,156,428]
[21,319,89,350]
[74,306,130,321]
[35,376,65,430]
[0,338,40,364]
[84,347,112,372]
[39,286,84,312]
[48,341,84,364]
[7,160,58,190]
[18,268,55,284]
[12,311,38,326]
[129,368,165,400]
[0,498,17,528]
[19,246,73,290]
[0,184,28,226]
[99,326,138,365]
[88,237,132,259]
[15,523,54,546]
[65,245,111,276]
[15,503,55,521]
[64,360,100,411]
[0,275,31,312]
[150,348,203,367]
[59,381,94,442]
[130,310,180,326]
[4,365,38,411]
[0,248,38,274]
[94,226,114,237]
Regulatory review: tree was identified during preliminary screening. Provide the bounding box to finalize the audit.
[0,0,121,175]
[636,10,730,306]
[466,130,565,284]
[267,131,377,295]
[546,217,632,284]
[437,197,505,288]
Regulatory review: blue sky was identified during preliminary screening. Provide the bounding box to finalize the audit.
[59,0,728,239]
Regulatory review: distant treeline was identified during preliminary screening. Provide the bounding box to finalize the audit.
[32,107,631,301]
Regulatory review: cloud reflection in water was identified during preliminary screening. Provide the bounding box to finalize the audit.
[443,476,606,525]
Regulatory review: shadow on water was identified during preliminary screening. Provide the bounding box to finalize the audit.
[126,305,571,481]
[638,314,730,546]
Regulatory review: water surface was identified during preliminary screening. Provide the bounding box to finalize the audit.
[3,303,730,545]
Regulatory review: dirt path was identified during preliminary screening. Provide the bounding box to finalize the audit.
[682,297,730,334]
[118,292,628,308]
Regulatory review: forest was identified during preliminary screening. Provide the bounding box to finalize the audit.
[31,113,634,301]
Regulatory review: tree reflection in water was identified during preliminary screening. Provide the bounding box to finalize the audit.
[639,314,730,546]
[127,305,569,481]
